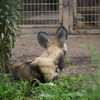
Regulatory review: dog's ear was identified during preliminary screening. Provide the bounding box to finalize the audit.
[55,26,68,48]
[38,31,50,48]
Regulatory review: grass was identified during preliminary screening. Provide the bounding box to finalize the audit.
[1,72,99,100]
[0,70,100,100]
[0,73,84,100]
[0,43,100,100]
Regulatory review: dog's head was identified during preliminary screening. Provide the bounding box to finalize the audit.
[38,26,68,72]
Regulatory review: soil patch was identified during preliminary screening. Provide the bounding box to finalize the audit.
[11,34,100,75]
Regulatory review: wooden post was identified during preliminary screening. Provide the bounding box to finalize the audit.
[59,0,63,25]
[62,0,69,31]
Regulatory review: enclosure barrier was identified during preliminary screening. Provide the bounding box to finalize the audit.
[73,0,100,30]
[19,0,100,34]
[20,0,60,27]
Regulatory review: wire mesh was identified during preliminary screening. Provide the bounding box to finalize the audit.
[74,0,100,29]
[21,0,59,26]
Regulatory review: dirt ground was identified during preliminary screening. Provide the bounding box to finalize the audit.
[11,34,100,75]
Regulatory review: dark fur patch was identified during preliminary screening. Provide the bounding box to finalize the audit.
[13,65,21,80]
[58,54,66,71]
[15,66,20,73]
[30,65,46,83]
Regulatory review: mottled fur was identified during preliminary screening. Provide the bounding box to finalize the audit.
[11,26,68,83]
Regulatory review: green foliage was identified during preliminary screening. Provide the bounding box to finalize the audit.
[65,56,71,67]
[87,42,100,65]
[0,71,37,100]
[0,43,100,100]
[0,0,22,73]
[81,42,100,100]
[31,74,84,100]
[0,72,84,100]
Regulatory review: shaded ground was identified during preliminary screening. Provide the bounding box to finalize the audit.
[11,34,100,75]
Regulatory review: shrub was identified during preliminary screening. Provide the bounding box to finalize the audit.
[0,73,31,100]
[0,0,22,73]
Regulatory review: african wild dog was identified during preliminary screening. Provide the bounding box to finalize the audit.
[11,26,68,83]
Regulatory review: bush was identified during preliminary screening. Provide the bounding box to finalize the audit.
[0,0,22,73]
[0,73,31,100]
